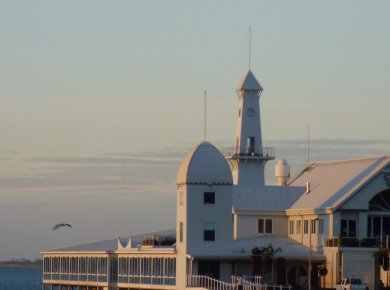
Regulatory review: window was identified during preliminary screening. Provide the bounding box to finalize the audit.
[296,220,302,234]
[289,220,294,235]
[204,192,215,204]
[179,222,183,242]
[304,220,309,234]
[247,137,255,154]
[204,222,215,241]
[258,219,272,234]
[341,219,356,237]
[311,220,317,234]
[367,216,390,238]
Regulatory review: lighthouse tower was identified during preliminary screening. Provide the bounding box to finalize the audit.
[226,70,274,186]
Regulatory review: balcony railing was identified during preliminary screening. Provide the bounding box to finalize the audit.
[326,237,381,248]
[223,146,275,160]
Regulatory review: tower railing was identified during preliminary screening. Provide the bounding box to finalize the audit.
[222,146,275,160]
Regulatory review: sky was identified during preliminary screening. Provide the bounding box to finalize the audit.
[0,1,390,260]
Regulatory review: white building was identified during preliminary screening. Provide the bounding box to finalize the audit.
[41,70,390,290]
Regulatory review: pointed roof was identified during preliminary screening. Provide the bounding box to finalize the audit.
[236,70,263,92]
[287,156,390,211]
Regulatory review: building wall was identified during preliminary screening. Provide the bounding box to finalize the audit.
[186,184,233,256]
[342,248,376,290]
[323,247,341,289]
[234,213,287,240]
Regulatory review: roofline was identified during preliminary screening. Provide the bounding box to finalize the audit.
[233,209,286,216]
[41,251,113,255]
[334,157,390,211]
[285,208,333,216]
[288,155,390,185]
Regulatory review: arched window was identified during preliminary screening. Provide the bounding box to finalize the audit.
[369,189,390,211]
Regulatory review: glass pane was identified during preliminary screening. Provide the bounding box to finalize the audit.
[348,220,356,237]
[265,219,272,233]
[373,217,381,237]
[258,219,264,233]
[341,220,348,237]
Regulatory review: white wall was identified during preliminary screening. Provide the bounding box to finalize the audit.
[234,213,287,240]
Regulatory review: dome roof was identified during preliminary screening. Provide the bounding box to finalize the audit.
[176,142,233,185]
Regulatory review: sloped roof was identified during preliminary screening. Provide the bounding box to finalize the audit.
[232,236,324,260]
[43,229,175,252]
[236,70,263,92]
[176,141,233,185]
[233,185,304,211]
[288,156,390,211]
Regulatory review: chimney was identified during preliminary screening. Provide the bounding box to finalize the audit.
[275,159,290,186]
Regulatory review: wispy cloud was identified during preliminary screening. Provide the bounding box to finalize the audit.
[0,139,389,260]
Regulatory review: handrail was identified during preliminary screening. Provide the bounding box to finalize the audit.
[223,146,275,159]
[188,275,237,290]
[188,275,291,290]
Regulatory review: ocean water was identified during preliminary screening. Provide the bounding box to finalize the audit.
[0,267,42,290]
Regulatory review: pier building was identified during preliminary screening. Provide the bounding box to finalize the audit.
[42,70,390,290]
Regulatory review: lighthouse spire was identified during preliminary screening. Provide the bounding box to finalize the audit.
[225,70,274,186]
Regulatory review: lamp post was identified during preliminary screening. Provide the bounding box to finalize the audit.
[309,218,319,290]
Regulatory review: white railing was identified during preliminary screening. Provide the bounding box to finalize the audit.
[243,282,292,290]
[188,275,238,290]
[188,275,291,290]
[223,147,275,160]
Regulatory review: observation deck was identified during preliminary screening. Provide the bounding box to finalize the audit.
[222,146,275,161]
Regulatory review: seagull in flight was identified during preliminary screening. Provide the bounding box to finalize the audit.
[52,223,72,231]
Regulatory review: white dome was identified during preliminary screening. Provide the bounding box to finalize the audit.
[176,142,233,185]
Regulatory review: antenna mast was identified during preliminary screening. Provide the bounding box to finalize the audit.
[249,25,252,70]
[307,124,310,164]
[204,89,207,141]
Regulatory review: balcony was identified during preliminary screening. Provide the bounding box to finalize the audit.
[326,237,380,248]
[223,146,275,161]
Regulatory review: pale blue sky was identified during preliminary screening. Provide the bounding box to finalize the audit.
[0,1,390,260]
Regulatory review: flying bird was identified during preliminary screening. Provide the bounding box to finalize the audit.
[52,223,72,231]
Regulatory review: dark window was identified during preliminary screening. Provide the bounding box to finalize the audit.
[247,137,255,154]
[258,219,272,234]
[204,223,215,241]
[304,220,309,234]
[258,219,264,233]
[204,192,215,204]
[265,219,272,233]
[341,219,356,237]
[198,261,220,279]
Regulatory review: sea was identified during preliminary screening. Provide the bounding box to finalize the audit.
[0,267,42,290]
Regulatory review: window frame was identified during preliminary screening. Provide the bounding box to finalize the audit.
[203,192,215,205]
[257,218,273,234]
[303,220,309,234]
[289,220,294,235]
[203,222,216,242]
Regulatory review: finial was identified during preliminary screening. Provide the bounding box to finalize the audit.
[249,25,252,70]
[204,89,207,141]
